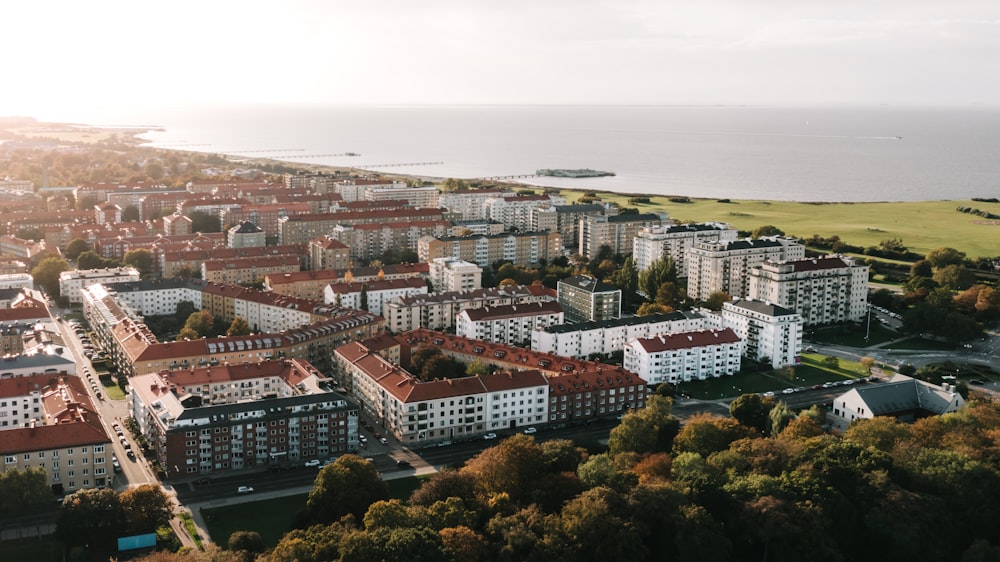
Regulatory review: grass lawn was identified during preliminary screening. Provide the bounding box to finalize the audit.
[808,323,897,347]
[101,379,126,400]
[679,354,864,400]
[559,189,1000,259]
[0,538,63,562]
[201,494,307,548]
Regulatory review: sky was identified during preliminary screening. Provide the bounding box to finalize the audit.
[3,0,999,122]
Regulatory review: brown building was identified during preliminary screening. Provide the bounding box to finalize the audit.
[129,359,358,476]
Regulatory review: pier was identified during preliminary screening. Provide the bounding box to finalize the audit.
[353,161,445,169]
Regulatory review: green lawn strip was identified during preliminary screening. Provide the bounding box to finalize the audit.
[201,494,306,549]
[559,190,998,259]
[0,537,63,562]
[100,379,126,400]
[799,353,867,378]
[178,511,205,551]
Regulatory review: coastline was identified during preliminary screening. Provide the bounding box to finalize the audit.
[5,118,998,258]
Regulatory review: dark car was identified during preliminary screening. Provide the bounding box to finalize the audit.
[395,460,412,469]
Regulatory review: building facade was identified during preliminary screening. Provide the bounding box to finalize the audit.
[579,213,665,259]
[686,237,806,300]
[417,231,562,268]
[531,311,709,359]
[623,329,743,386]
[557,275,621,323]
[58,267,141,304]
[748,256,869,326]
[720,299,803,368]
[428,258,482,293]
[384,284,556,333]
[456,302,564,346]
[129,359,358,476]
[632,223,738,275]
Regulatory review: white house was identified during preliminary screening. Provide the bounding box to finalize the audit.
[324,277,428,316]
[531,310,710,359]
[748,256,869,326]
[831,374,965,426]
[720,299,803,368]
[59,267,141,304]
[428,257,482,293]
[623,328,743,386]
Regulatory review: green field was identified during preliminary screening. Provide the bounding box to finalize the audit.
[677,354,866,400]
[202,494,307,548]
[559,190,999,259]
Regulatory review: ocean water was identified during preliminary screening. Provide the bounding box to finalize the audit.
[128,105,1000,202]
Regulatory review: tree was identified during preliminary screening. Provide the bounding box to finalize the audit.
[31,255,70,297]
[189,211,221,233]
[227,316,252,336]
[463,434,546,505]
[122,205,141,222]
[184,310,214,337]
[638,256,677,299]
[409,468,478,508]
[729,393,776,434]
[64,238,90,261]
[768,402,796,436]
[933,265,976,291]
[704,291,732,311]
[752,225,785,238]
[304,455,389,524]
[0,467,51,518]
[636,302,673,316]
[655,281,687,309]
[77,250,117,270]
[465,359,489,377]
[860,356,876,374]
[175,300,197,320]
[822,355,840,370]
[228,530,266,555]
[120,484,173,534]
[925,247,967,268]
[613,256,639,306]
[359,284,369,311]
[176,327,199,341]
[673,413,751,457]
[56,488,126,549]
[608,395,679,456]
[144,161,165,181]
[440,526,489,562]
[910,259,933,278]
[124,248,154,277]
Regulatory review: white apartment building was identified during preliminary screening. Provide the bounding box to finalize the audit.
[686,237,805,301]
[335,179,407,202]
[748,256,869,326]
[623,329,743,386]
[384,284,556,333]
[440,189,516,221]
[456,301,564,346]
[334,341,550,444]
[0,273,34,290]
[632,223,738,275]
[483,194,566,231]
[531,311,709,359]
[106,280,203,316]
[59,267,141,304]
[579,213,666,259]
[719,299,803,368]
[428,257,483,293]
[365,185,440,208]
[324,277,428,316]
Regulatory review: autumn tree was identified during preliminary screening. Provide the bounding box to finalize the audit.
[120,484,173,534]
[183,310,214,337]
[703,291,732,311]
[463,434,546,505]
[729,393,776,434]
[56,488,126,549]
[673,413,751,457]
[925,247,967,268]
[304,455,388,524]
[0,467,51,518]
[227,316,252,336]
[608,395,679,455]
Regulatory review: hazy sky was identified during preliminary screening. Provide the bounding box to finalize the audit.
[4,0,999,121]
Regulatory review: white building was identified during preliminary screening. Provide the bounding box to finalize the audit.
[623,329,743,386]
[531,311,710,359]
[580,213,666,259]
[632,223,738,275]
[324,277,428,316]
[428,257,482,293]
[365,185,440,208]
[483,194,566,231]
[0,273,34,290]
[748,256,869,326]
[831,374,965,426]
[334,341,550,444]
[384,284,556,333]
[686,237,806,301]
[456,301,564,346]
[720,299,803,368]
[59,267,141,304]
[440,189,516,221]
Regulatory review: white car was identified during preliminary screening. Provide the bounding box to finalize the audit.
[523,427,537,435]
[304,459,321,468]
[483,432,498,440]
[236,486,254,494]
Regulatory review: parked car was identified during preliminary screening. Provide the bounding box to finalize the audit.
[304,459,321,468]
[378,437,389,445]
[236,486,254,494]
[395,459,411,468]
[483,432,498,440]
[523,427,537,435]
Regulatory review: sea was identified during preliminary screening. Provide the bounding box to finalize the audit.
[115,104,1000,203]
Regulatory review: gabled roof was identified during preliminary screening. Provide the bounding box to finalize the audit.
[840,374,964,417]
